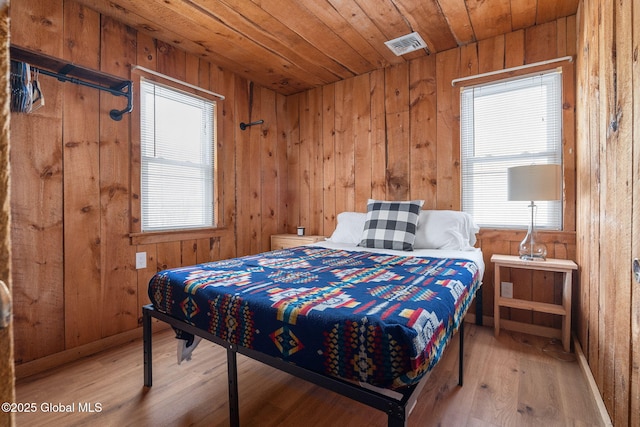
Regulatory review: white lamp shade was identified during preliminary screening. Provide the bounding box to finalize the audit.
[507,164,561,201]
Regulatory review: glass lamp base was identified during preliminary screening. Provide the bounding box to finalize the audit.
[519,232,547,260]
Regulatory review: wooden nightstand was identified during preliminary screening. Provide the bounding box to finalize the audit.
[491,254,578,352]
[270,234,326,250]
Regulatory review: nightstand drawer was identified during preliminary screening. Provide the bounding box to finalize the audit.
[271,234,325,250]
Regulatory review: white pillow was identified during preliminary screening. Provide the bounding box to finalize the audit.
[413,210,479,250]
[327,212,367,245]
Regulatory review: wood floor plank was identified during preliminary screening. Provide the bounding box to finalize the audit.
[517,358,564,426]
[470,334,524,425]
[15,325,603,426]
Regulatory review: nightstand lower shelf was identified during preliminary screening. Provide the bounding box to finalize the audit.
[496,297,567,316]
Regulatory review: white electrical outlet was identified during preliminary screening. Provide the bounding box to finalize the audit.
[501,281,513,298]
[136,252,147,270]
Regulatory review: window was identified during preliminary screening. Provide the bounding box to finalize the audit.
[460,70,563,229]
[140,78,216,231]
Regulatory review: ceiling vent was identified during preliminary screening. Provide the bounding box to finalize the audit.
[384,32,428,56]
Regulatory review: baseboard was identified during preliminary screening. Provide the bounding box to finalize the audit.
[15,320,169,380]
[572,332,613,427]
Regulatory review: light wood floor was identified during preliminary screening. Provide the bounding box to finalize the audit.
[15,324,603,426]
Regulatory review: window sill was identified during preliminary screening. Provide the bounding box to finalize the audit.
[130,226,228,245]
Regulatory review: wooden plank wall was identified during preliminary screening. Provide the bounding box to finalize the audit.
[576,1,639,425]
[9,0,285,363]
[282,16,578,327]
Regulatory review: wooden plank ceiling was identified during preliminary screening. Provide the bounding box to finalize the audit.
[75,0,579,95]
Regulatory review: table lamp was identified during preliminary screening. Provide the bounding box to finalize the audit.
[507,164,561,260]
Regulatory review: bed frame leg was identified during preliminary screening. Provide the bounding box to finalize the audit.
[227,347,240,427]
[475,286,483,325]
[458,321,464,386]
[387,414,406,427]
[387,404,407,427]
[143,306,152,387]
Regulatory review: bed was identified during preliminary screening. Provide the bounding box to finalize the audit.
[143,203,484,426]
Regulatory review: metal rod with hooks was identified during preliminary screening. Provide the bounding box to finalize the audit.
[32,65,133,121]
[10,45,134,121]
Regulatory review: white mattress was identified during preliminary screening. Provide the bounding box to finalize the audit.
[309,240,485,280]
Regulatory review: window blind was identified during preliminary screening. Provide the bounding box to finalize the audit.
[140,79,216,231]
[460,70,563,229]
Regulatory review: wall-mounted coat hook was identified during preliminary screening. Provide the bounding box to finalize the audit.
[239,119,264,130]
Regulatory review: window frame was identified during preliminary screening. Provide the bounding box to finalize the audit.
[130,68,222,242]
[461,69,563,229]
[456,60,575,232]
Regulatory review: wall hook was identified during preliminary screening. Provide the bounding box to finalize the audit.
[239,119,264,130]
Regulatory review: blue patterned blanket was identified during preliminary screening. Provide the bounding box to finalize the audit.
[148,246,481,388]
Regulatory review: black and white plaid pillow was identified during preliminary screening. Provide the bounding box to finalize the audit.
[359,199,424,251]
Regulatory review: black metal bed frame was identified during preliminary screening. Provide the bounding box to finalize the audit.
[143,301,474,427]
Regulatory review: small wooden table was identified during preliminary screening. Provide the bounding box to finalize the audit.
[270,234,326,250]
[491,254,578,352]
